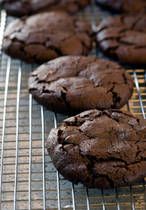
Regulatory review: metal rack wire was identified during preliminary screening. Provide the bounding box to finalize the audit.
[0,1,146,210]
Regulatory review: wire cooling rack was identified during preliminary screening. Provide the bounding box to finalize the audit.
[0,1,146,210]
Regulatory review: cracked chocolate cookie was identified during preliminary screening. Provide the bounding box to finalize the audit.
[29,56,133,113]
[96,14,146,66]
[3,12,92,63]
[47,109,146,188]
[0,0,91,17]
[96,0,146,13]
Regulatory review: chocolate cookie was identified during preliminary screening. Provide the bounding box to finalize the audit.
[96,0,146,13]
[3,12,92,63]
[0,0,91,17]
[96,14,146,66]
[47,109,146,188]
[29,56,133,113]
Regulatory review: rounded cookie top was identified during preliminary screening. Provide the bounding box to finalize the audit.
[96,0,146,13]
[96,14,146,66]
[0,0,91,16]
[47,109,146,188]
[29,56,133,113]
[3,12,92,63]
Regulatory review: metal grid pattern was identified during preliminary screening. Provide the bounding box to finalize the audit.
[0,1,146,210]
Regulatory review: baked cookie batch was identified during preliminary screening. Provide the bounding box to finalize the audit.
[2,0,146,188]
